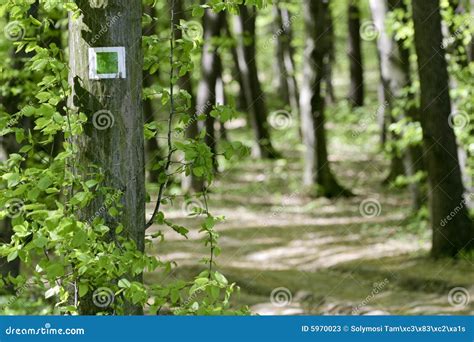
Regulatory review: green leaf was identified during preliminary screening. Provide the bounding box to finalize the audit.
[7,250,18,262]
[79,283,89,297]
[118,278,131,288]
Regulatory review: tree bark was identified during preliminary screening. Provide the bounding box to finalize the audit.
[69,0,145,313]
[272,2,299,114]
[234,5,278,159]
[347,0,364,107]
[300,0,351,198]
[196,8,226,171]
[412,0,474,257]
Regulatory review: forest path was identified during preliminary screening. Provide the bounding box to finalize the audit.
[145,128,474,315]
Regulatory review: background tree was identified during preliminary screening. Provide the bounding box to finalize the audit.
[412,0,474,257]
[234,5,278,159]
[347,0,364,107]
[272,0,299,115]
[196,8,226,171]
[300,0,350,198]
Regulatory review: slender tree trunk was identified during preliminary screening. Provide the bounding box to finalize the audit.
[272,1,299,114]
[324,14,336,105]
[196,8,225,171]
[234,5,278,159]
[369,0,391,147]
[301,0,351,198]
[173,0,203,192]
[389,0,425,210]
[69,0,145,313]
[273,4,289,103]
[226,19,248,113]
[412,0,474,257]
[369,0,406,183]
[215,53,228,142]
[347,0,364,107]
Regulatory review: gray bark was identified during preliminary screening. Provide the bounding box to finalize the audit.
[69,0,145,313]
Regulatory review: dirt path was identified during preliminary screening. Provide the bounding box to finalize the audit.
[145,132,474,315]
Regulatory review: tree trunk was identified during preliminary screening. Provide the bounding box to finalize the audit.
[234,5,278,159]
[347,0,364,107]
[272,2,299,115]
[196,8,225,171]
[300,0,351,198]
[69,0,145,313]
[390,0,425,210]
[412,0,474,257]
[369,0,406,183]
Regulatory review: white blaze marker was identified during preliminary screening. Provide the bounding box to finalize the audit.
[89,47,126,80]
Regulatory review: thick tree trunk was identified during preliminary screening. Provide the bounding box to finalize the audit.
[300,0,351,198]
[347,0,364,107]
[234,5,278,159]
[196,9,225,171]
[69,0,145,313]
[412,0,474,257]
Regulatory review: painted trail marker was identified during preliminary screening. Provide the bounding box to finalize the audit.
[89,47,126,79]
